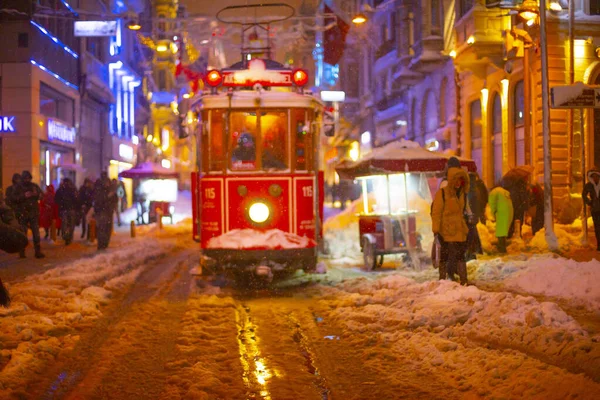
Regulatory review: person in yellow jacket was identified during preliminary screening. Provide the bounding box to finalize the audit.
[431,167,470,285]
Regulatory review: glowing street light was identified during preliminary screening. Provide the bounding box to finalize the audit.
[352,13,367,24]
[127,21,141,31]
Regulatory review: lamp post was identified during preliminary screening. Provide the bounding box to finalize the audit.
[538,0,558,249]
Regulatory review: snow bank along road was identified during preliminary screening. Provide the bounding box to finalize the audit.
[1,237,600,398]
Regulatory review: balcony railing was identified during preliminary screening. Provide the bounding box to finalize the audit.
[375,40,396,60]
[31,26,79,88]
[375,91,404,112]
[84,52,109,87]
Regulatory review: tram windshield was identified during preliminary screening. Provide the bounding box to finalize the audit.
[204,108,313,173]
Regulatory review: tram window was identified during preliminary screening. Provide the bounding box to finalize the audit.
[260,110,288,171]
[230,111,259,170]
[292,109,311,171]
[209,110,226,171]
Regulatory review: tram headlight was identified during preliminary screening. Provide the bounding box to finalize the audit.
[248,202,270,224]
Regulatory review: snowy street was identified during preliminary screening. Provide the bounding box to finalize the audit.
[0,218,598,399]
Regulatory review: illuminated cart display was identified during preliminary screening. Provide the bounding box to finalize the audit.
[336,140,477,271]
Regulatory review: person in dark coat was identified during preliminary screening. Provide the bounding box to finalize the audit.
[55,178,79,245]
[78,178,94,239]
[0,189,28,254]
[10,171,45,258]
[582,168,600,251]
[504,179,529,238]
[465,173,486,260]
[529,183,544,236]
[94,173,116,250]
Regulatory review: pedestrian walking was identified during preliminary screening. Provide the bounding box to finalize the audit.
[55,178,79,245]
[0,190,27,308]
[529,183,544,236]
[465,173,487,260]
[134,184,147,225]
[78,178,94,239]
[8,171,45,258]
[431,166,470,285]
[489,186,514,254]
[504,179,529,238]
[111,179,122,227]
[39,184,57,239]
[582,168,600,251]
[438,156,462,190]
[94,173,116,250]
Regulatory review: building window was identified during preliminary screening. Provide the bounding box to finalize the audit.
[423,91,439,136]
[431,0,443,36]
[514,80,526,165]
[458,0,475,19]
[439,77,447,126]
[586,0,600,15]
[410,98,417,139]
[470,99,482,173]
[492,93,503,183]
[39,83,74,125]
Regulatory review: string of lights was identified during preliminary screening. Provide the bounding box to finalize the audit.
[30,21,79,59]
[30,59,78,90]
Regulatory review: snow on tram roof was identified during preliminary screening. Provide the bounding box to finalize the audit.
[198,89,323,109]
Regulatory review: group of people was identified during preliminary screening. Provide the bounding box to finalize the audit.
[2,171,126,256]
[431,157,545,285]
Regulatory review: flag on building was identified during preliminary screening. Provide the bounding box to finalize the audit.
[323,5,350,66]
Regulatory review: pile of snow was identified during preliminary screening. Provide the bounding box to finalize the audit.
[504,257,600,311]
[323,196,367,260]
[206,229,315,250]
[315,276,600,397]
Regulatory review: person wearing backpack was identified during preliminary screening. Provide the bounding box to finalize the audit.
[431,166,470,285]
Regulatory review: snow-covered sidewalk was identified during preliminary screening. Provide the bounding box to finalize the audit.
[0,221,192,392]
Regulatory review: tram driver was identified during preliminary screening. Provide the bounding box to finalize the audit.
[231,132,257,168]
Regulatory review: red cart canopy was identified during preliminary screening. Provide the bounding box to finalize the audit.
[336,140,477,180]
[118,162,179,179]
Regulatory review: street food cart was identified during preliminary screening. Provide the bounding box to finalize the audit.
[336,140,477,270]
[119,162,180,224]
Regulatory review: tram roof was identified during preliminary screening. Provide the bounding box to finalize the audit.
[194,90,323,110]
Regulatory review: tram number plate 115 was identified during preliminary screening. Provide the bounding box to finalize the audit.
[302,186,313,197]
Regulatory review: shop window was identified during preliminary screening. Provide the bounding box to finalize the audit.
[470,99,482,174]
[39,83,74,125]
[492,93,503,183]
[209,109,225,171]
[514,80,526,165]
[593,73,600,167]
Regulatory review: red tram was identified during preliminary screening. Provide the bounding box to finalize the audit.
[190,56,325,276]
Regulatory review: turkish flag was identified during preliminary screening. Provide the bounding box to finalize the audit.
[323,5,350,66]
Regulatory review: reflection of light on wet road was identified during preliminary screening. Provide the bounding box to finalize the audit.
[236,306,276,400]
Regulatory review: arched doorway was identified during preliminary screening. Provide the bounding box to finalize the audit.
[492,93,503,184]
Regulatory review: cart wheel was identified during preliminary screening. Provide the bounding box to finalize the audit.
[362,237,377,271]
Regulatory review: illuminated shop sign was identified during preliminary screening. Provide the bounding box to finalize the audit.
[48,119,76,144]
[119,144,134,161]
[74,21,118,37]
[0,116,16,133]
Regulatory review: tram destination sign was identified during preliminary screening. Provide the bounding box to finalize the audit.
[221,59,293,87]
[551,83,600,109]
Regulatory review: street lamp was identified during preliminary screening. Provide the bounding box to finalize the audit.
[352,13,367,24]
